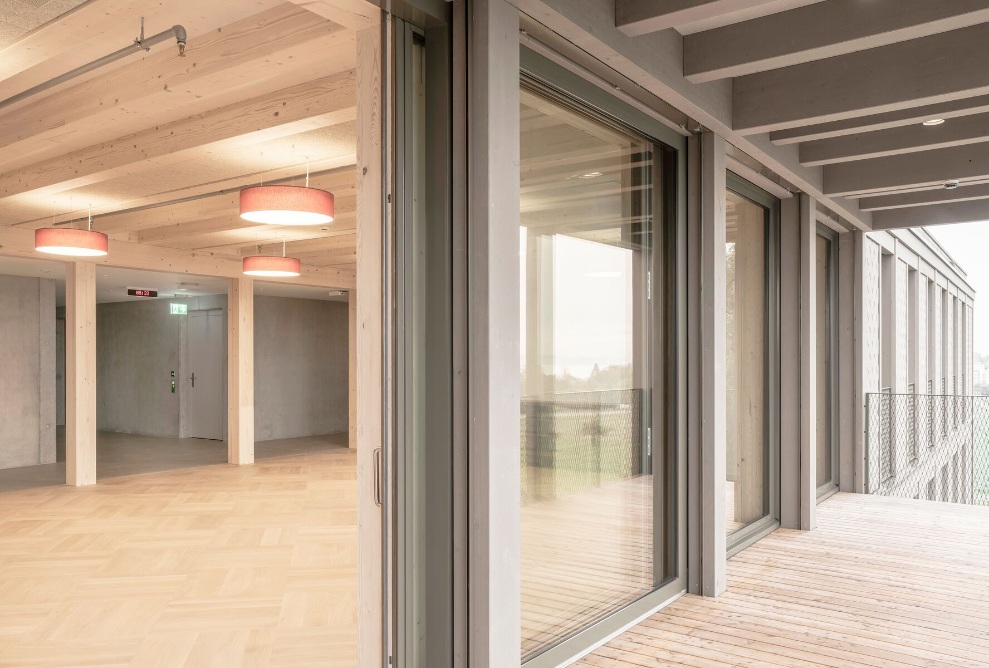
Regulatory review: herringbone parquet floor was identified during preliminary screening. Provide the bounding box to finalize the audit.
[0,435,357,667]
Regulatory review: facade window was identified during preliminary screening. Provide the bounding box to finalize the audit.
[880,252,894,391]
[725,178,780,546]
[518,75,680,663]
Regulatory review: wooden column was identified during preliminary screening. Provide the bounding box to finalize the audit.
[798,193,818,530]
[348,291,357,450]
[779,197,801,529]
[468,0,522,661]
[65,261,97,487]
[700,131,727,597]
[356,24,384,668]
[227,276,254,465]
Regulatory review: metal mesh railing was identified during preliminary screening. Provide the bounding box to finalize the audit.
[866,392,989,505]
[520,389,644,506]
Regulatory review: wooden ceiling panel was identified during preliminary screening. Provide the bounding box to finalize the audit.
[0,5,353,171]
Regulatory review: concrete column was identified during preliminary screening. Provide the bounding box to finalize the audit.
[700,131,727,597]
[65,261,97,487]
[798,193,817,530]
[227,276,254,465]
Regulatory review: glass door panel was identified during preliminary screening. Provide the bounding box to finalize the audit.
[519,83,668,662]
[725,183,779,542]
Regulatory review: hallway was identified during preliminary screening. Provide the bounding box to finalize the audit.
[0,439,357,667]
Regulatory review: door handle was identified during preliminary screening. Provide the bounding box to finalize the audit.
[191,372,196,388]
[373,448,382,507]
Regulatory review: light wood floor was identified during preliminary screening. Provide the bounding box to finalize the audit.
[0,434,356,667]
[578,492,989,668]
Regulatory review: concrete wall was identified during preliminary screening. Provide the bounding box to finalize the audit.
[0,275,56,469]
[97,299,181,437]
[254,295,349,440]
[94,294,348,441]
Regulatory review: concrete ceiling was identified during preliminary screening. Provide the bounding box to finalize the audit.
[611,0,989,231]
[0,0,90,50]
[0,0,373,289]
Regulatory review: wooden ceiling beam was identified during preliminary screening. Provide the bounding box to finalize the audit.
[0,5,352,170]
[858,183,989,212]
[734,23,989,134]
[823,143,989,197]
[0,0,283,105]
[616,0,780,37]
[873,198,989,231]
[284,0,379,30]
[769,95,989,145]
[0,225,354,289]
[0,70,357,202]
[799,111,989,166]
[685,1,989,83]
[174,214,357,253]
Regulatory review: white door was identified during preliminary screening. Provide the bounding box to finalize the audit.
[187,310,225,440]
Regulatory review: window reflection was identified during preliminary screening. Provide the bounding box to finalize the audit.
[519,84,668,660]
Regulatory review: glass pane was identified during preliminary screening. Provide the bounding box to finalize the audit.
[816,235,833,488]
[519,85,663,660]
[725,190,769,533]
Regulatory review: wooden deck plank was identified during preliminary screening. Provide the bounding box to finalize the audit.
[578,492,989,668]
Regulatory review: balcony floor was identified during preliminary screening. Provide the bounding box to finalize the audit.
[578,492,989,668]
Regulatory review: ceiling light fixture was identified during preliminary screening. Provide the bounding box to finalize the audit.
[35,206,108,257]
[239,158,334,226]
[923,118,946,126]
[243,240,301,277]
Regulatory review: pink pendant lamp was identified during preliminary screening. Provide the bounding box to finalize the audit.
[35,206,108,257]
[243,240,301,277]
[239,160,333,226]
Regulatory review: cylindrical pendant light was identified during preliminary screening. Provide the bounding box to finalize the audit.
[243,240,301,277]
[239,160,333,226]
[35,206,108,257]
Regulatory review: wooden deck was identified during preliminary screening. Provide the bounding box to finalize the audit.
[0,435,356,667]
[578,492,989,668]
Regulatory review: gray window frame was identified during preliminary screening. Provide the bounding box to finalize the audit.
[724,172,782,557]
[816,223,840,501]
[519,44,688,668]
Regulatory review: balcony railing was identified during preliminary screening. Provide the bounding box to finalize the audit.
[520,389,644,506]
[866,391,989,505]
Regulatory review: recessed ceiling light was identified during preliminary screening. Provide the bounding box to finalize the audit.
[923,118,945,126]
[944,180,960,190]
[577,171,604,179]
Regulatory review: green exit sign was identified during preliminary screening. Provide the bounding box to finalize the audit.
[170,303,188,315]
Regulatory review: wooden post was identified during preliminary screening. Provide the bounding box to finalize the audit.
[65,261,97,487]
[227,276,254,465]
[700,131,727,597]
[356,24,384,668]
[349,291,357,450]
[799,193,818,530]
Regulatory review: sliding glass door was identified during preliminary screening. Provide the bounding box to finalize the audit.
[519,49,684,667]
[816,226,839,496]
[725,175,780,552]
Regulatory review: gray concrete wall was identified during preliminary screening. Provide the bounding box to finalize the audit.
[254,296,349,440]
[97,299,181,437]
[94,294,347,441]
[0,275,56,469]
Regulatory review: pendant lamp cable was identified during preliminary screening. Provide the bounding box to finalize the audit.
[87,205,93,231]
[305,158,310,188]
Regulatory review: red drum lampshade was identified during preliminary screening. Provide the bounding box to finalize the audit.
[35,227,109,257]
[239,185,334,226]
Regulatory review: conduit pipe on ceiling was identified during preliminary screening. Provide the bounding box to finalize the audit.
[0,18,186,112]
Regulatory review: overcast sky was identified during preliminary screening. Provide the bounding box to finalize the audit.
[927,224,988,356]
